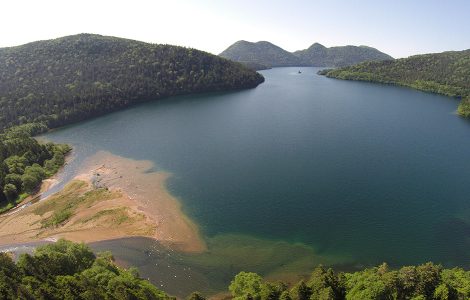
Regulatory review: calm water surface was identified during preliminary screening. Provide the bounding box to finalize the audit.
[43,67,470,295]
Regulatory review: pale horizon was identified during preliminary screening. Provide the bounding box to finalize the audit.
[1,0,469,58]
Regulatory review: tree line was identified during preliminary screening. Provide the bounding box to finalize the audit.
[320,49,470,117]
[0,239,172,299]
[228,263,470,300]
[0,123,70,212]
[2,240,470,299]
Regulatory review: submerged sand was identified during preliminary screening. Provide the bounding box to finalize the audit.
[0,151,206,253]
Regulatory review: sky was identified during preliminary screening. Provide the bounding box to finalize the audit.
[0,0,469,58]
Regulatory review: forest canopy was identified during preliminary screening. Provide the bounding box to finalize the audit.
[0,239,172,299]
[229,263,470,300]
[0,123,70,211]
[0,34,264,130]
[2,240,470,300]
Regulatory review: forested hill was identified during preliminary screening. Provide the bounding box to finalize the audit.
[294,43,393,67]
[320,49,470,117]
[219,40,302,68]
[0,34,264,130]
[219,40,393,69]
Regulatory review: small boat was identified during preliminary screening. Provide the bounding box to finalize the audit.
[298,70,302,74]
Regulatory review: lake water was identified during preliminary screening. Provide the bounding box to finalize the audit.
[43,67,470,296]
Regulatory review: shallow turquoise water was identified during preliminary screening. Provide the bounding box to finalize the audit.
[43,67,470,293]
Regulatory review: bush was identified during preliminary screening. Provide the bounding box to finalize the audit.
[3,184,18,201]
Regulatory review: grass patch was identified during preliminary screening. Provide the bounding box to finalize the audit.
[35,180,122,228]
[0,193,31,214]
[80,207,132,225]
[41,210,73,228]
[0,202,14,214]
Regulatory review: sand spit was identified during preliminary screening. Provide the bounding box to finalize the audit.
[0,151,206,253]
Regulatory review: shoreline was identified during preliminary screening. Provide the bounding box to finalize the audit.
[0,152,71,217]
[0,151,206,253]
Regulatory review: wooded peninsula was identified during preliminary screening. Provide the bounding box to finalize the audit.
[0,34,264,131]
[319,50,470,117]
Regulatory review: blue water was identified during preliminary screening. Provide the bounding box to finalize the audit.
[44,67,470,270]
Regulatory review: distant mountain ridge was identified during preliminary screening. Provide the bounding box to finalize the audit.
[0,34,264,130]
[219,40,393,69]
[219,40,302,69]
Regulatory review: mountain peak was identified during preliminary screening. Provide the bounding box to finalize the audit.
[220,40,393,68]
[219,40,303,68]
[308,42,326,49]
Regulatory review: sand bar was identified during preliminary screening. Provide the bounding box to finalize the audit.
[0,151,206,253]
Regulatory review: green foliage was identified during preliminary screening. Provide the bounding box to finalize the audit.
[0,253,21,299]
[3,183,18,201]
[229,262,470,300]
[4,173,22,190]
[0,34,264,131]
[0,239,172,299]
[0,123,70,210]
[290,281,311,300]
[34,180,119,228]
[41,209,73,228]
[260,282,288,300]
[441,268,470,298]
[321,49,470,117]
[308,265,345,300]
[229,271,264,300]
[457,98,470,118]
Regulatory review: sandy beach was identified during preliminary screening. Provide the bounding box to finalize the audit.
[0,151,206,253]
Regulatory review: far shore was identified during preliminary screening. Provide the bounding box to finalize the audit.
[0,151,206,253]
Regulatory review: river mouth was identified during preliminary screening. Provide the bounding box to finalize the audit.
[32,66,470,296]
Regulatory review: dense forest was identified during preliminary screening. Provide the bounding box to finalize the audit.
[0,123,70,212]
[2,240,470,299]
[320,49,470,117]
[219,40,392,69]
[0,34,264,130]
[228,263,470,300]
[0,240,173,299]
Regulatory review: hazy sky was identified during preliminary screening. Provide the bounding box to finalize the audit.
[1,0,469,58]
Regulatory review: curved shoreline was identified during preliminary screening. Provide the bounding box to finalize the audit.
[0,151,206,253]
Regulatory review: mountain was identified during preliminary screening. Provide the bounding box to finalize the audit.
[0,34,264,130]
[219,40,303,68]
[320,49,470,117]
[294,43,393,67]
[219,40,393,69]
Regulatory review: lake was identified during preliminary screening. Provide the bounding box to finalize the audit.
[43,67,470,296]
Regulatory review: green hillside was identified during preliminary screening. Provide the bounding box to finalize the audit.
[0,34,264,130]
[321,49,470,117]
[219,40,393,69]
[294,43,393,67]
[219,40,302,68]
